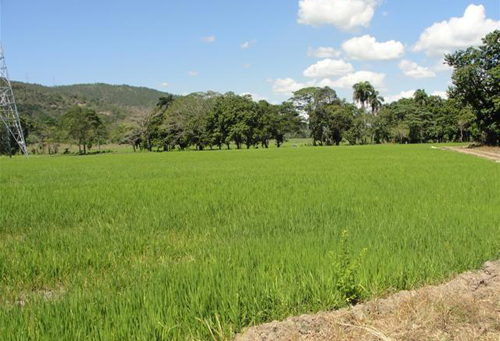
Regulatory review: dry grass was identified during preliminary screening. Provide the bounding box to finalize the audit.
[234,260,500,341]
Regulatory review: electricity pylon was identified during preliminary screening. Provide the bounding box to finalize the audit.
[0,42,28,156]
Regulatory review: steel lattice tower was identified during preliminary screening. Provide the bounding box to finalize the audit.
[0,42,27,156]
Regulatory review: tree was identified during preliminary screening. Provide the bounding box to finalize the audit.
[62,107,105,154]
[308,107,329,145]
[457,108,475,142]
[23,117,63,155]
[274,102,302,147]
[344,113,367,145]
[135,95,175,151]
[157,95,175,112]
[372,107,395,144]
[239,95,259,149]
[163,92,217,150]
[292,87,338,114]
[214,93,257,149]
[446,30,500,145]
[85,109,105,151]
[123,126,143,152]
[291,87,338,146]
[413,89,429,107]
[353,81,375,112]
[207,95,233,150]
[369,90,384,115]
[255,100,275,148]
[393,123,410,144]
[324,103,355,145]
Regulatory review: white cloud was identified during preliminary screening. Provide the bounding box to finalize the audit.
[188,71,199,77]
[342,35,404,61]
[319,70,386,89]
[431,91,448,99]
[414,4,500,56]
[307,46,341,58]
[241,40,256,49]
[385,90,416,103]
[161,82,170,87]
[399,60,436,79]
[303,58,354,78]
[201,35,216,43]
[297,0,379,31]
[272,78,315,95]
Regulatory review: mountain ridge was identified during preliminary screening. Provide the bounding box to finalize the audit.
[11,81,172,125]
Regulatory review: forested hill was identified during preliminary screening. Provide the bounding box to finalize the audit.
[11,81,171,124]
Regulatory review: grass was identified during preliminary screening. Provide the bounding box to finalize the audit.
[1,144,499,340]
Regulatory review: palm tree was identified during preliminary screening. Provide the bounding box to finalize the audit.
[413,89,428,106]
[156,95,175,112]
[369,91,384,115]
[353,81,375,112]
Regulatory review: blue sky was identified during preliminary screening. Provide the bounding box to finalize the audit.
[3,0,499,103]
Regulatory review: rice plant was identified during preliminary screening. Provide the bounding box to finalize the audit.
[1,144,499,340]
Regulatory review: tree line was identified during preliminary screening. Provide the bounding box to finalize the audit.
[122,92,303,152]
[1,30,498,156]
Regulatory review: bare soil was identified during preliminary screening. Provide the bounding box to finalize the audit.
[234,260,500,341]
[442,146,500,163]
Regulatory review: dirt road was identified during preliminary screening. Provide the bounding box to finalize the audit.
[442,146,500,162]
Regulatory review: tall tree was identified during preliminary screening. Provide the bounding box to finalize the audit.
[446,30,500,145]
[413,89,429,107]
[138,95,175,151]
[207,96,232,150]
[324,103,355,145]
[456,108,476,142]
[353,81,375,112]
[62,107,104,154]
[369,90,384,115]
[256,100,275,148]
[163,92,217,150]
[274,102,302,147]
[85,109,105,151]
[291,87,338,146]
[292,87,338,115]
[206,93,256,149]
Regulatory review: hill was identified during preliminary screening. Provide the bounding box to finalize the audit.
[11,81,171,125]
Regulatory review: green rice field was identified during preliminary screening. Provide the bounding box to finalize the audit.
[1,144,499,340]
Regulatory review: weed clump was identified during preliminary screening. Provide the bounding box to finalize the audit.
[332,230,367,305]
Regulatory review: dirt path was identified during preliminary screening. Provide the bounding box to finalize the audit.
[441,146,500,163]
[234,260,500,341]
